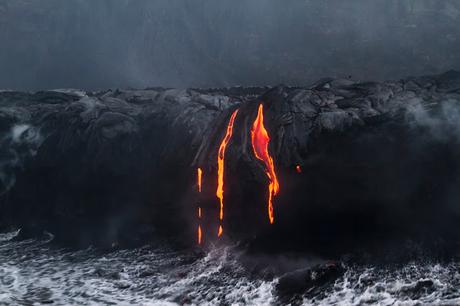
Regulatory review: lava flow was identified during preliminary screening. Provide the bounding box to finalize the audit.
[197,168,203,193]
[216,109,239,236]
[251,104,280,224]
[218,225,223,237]
[197,168,203,245]
[198,225,202,245]
[198,207,203,244]
[296,165,302,173]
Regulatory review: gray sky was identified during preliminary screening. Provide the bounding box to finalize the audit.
[1,0,459,90]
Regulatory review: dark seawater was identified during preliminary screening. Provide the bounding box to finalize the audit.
[1,230,460,305]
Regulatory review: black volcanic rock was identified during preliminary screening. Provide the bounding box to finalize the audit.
[276,262,345,300]
[0,71,460,254]
[0,88,240,246]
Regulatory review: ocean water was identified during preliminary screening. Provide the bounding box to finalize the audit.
[1,230,460,305]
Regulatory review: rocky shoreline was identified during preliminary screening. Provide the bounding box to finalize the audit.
[1,71,460,257]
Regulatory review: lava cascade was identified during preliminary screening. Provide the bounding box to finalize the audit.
[216,109,239,236]
[197,169,203,244]
[251,104,280,224]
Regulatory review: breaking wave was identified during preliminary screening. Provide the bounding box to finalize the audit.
[0,230,460,305]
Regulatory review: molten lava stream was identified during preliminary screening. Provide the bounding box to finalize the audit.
[197,208,203,244]
[218,225,223,237]
[197,168,203,245]
[251,104,280,224]
[197,168,203,193]
[198,225,202,245]
[296,165,302,173]
[216,109,239,237]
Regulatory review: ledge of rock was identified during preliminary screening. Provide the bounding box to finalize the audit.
[0,71,459,255]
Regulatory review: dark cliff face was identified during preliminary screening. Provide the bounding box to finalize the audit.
[1,71,460,256]
[0,88,240,247]
[195,71,460,256]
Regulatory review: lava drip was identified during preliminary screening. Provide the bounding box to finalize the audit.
[216,109,239,237]
[197,168,203,193]
[197,169,203,245]
[218,225,223,237]
[197,207,203,245]
[198,223,202,245]
[251,104,280,224]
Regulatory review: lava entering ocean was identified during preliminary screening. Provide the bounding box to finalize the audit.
[251,104,280,224]
[216,109,239,236]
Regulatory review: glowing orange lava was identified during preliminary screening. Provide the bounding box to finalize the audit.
[197,168,203,193]
[198,225,202,244]
[197,170,203,245]
[296,165,302,173]
[218,225,223,237]
[251,104,280,224]
[216,109,239,236]
[197,208,203,244]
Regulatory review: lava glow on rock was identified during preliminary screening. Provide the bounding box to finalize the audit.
[251,104,280,224]
[216,109,239,236]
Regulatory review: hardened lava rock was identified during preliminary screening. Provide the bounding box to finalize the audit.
[0,71,459,255]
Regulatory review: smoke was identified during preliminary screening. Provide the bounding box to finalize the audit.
[0,123,44,194]
[406,99,460,142]
[1,0,460,90]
